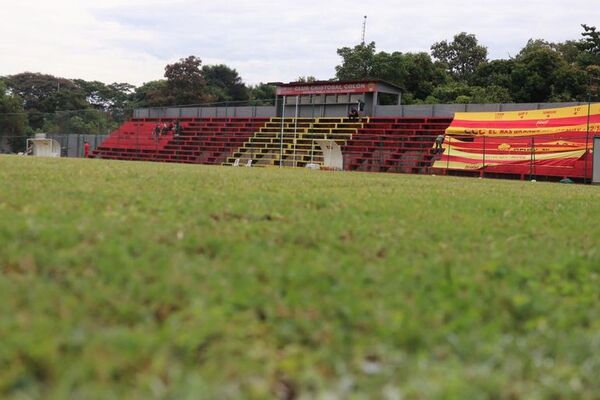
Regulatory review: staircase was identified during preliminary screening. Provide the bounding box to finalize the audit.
[225,117,368,167]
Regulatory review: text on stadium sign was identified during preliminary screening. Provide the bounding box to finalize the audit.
[276,82,378,96]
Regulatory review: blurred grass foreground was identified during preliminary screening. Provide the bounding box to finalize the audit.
[0,155,599,399]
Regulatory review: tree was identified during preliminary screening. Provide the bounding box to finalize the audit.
[164,56,212,105]
[0,81,27,152]
[335,42,377,80]
[3,73,90,131]
[248,83,276,105]
[581,24,600,56]
[578,24,600,68]
[511,46,586,102]
[132,80,171,108]
[334,42,447,103]
[401,52,448,101]
[554,40,583,65]
[202,64,249,103]
[472,59,515,89]
[431,32,488,82]
[425,82,511,104]
[296,76,317,83]
[74,80,134,111]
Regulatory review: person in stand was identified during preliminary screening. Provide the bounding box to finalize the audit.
[83,140,90,158]
[154,124,161,138]
[348,108,359,122]
[174,120,181,137]
[161,122,168,135]
[167,121,175,133]
[435,134,445,154]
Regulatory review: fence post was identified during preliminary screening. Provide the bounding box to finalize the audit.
[446,136,451,170]
[482,134,486,178]
[279,96,286,168]
[585,97,591,184]
[529,137,535,181]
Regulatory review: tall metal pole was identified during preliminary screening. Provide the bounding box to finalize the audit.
[279,96,286,168]
[446,136,451,170]
[293,96,299,167]
[530,137,536,181]
[361,16,367,45]
[482,134,486,177]
[585,86,591,184]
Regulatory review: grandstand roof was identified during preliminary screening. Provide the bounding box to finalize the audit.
[275,80,402,96]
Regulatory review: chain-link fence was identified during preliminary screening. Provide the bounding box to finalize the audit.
[440,133,594,182]
[0,108,133,154]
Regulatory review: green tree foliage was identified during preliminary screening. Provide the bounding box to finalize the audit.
[472,59,515,89]
[335,42,377,80]
[202,64,249,103]
[2,73,126,136]
[131,80,170,108]
[296,76,317,83]
[431,32,488,82]
[164,56,212,105]
[3,73,88,130]
[425,82,512,104]
[580,25,600,55]
[335,43,447,103]
[399,52,448,101]
[511,44,586,102]
[248,83,276,105]
[0,81,28,151]
[577,24,600,70]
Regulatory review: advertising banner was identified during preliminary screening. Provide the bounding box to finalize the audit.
[434,104,598,173]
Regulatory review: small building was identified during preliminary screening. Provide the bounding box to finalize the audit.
[274,80,402,118]
[25,133,62,157]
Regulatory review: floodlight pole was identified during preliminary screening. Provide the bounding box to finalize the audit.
[280,96,286,168]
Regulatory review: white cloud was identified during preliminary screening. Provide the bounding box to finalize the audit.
[1,0,599,86]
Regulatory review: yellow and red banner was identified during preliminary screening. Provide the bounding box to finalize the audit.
[446,104,600,136]
[433,104,598,177]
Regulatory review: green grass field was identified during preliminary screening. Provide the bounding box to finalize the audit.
[1,155,599,399]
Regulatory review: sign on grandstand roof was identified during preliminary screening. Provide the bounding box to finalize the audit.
[275,80,399,96]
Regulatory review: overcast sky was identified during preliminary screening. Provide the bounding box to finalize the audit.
[1,0,599,87]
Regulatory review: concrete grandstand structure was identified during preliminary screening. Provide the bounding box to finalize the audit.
[92,80,599,182]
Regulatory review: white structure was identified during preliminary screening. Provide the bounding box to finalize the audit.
[26,133,61,158]
[315,140,343,170]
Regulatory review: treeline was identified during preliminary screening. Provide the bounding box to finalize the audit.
[335,24,600,104]
[0,58,275,151]
[1,24,599,151]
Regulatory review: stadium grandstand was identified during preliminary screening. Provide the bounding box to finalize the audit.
[91,80,600,182]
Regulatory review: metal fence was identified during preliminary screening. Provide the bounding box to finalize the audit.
[0,133,107,157]
[0,108,132,154]
[134,102,589,120]
[439,133,593,182]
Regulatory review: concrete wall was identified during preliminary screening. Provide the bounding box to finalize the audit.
[373,102,586,118]
[134,106,277,119]
[134,102,588,120]
[47,134,107,158]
